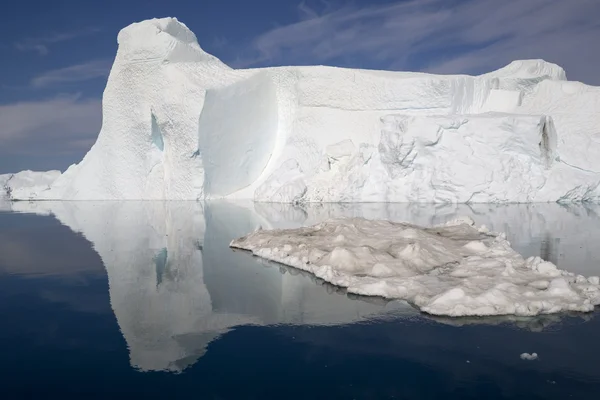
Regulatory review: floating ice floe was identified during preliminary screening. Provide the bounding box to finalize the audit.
[231,217,600,317]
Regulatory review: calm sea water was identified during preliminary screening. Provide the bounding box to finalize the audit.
[1,201,599,399]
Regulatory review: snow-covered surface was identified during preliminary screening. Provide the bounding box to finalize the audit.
[231,217,600,317]
[4,17,600,202]
[0,170,61,200]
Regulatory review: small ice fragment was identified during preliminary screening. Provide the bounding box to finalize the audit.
[520,352,538,360]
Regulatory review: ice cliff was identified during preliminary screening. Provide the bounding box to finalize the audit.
[6,17,600,202]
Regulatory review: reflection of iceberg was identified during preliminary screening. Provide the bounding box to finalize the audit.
[43,201,247,372]
[8,201,600,370]
[12,200,410,372]
[0,200,11,212]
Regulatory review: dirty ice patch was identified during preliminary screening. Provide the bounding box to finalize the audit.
[230,217,600,317]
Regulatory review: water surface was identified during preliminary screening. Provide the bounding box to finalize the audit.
[1,201,599,399]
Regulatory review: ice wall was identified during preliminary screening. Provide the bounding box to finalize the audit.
[198,72,279,197]
[7,17,600,203]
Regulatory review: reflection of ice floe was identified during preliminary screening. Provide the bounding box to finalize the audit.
[427,311,594,332]
[8,201,600,370]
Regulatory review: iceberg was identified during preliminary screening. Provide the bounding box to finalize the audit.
[231,217,600,317]
[3,17,600,202]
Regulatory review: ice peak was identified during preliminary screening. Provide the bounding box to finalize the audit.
[118,17,197,45]
[485,59,567,81]
[116,17,226,65]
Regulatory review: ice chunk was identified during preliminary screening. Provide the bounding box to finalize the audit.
[520,352,538,361]
[231,217,600,317]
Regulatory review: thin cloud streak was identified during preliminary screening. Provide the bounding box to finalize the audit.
[232,0,600,85]
[30,59,111,88]
[14,27,101,55]
[0,94,101,154]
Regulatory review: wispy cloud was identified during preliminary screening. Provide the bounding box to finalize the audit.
[14,27,101,56]
[30,59,111,88]
[0,94,101,155]
[232,0,600,84]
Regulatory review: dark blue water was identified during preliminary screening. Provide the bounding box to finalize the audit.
[1,201,600,399]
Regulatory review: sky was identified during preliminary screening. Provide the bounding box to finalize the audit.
[1,0,599,173]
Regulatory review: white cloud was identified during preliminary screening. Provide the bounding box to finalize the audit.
[0,94,101,154]
[233,0,600,85]
[30,59,111,88]
[14,27,101,56]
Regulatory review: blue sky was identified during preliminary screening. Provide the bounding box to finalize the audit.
[1,0,599,173]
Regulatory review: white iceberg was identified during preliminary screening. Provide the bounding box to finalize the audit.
[230,217,600,317]
[3,17,600,202]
